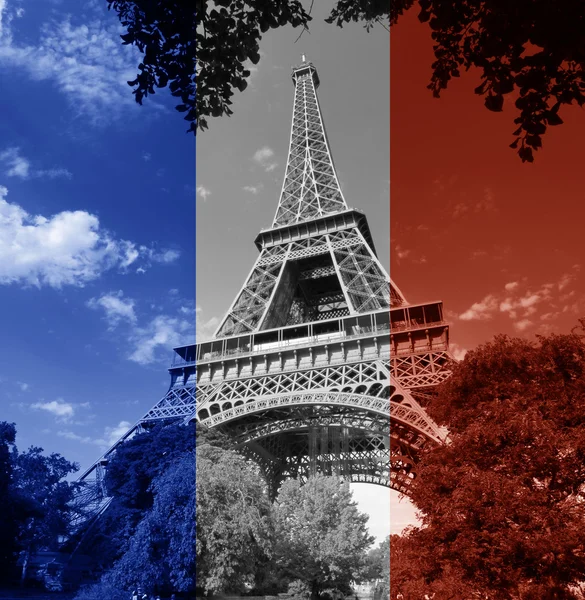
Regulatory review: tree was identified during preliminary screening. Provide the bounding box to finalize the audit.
[272,474,374,599]
[108,1,584,161]
[108,451,196,595]
[0,423,80,585]
[393,0,585,163]
[364,537,389,598]
[108,0,311,134]
[398,333,585,598]
[0,422,19,582]
[11,444,79,584]
[75,421,195,566]
[195,443,274,594]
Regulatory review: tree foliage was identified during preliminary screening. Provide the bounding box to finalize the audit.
[75,421,195,566]
[108,0,585,160]
[272,474,374,599]
[393,333,585,598]
[362,536,389,597]
[392,0,585,162]
[107,0,311,134]
[0,422,79,584]
[0,423,19,581]
[196,443,274,594]
[108,451,196,594]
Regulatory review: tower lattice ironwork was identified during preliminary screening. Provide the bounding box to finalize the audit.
[78,58,451,511]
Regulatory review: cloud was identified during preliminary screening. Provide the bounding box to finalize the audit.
[449,343,468,361]
[32,399,75,420]
[243,58,260,85]
[103,420,132,446]
[0,147,72,180]
[253,146,278,172]
[35,168,72,180]
[459,294,499,321]
[87,288,196,365]
[128,315,193,365]
[18,382,29,392]
[395,245,410,261]
[476,187,497,213]
[142,152,151,162]
[196,185,211,201]
[58,419,132,449]
[0,147,29,177]
[514,319,533,332]
[452,186,497,219]
[458,268,582,329]
[394,244,427,266]
[0,186,143,288]
[148,248,180,264]
[243,185,262,195]
[196,307,220,341]
[0,0,8,36]
[0,14,144,124]
[87,291,136,329]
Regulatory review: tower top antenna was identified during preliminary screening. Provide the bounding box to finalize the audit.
[301,54,306,62]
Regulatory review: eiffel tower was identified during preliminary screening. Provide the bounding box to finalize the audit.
[79,57,451,509]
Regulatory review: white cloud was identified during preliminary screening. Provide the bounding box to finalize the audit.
[128,315,193,365]
[149,248,180,264]
[196,185,211,201]
[0,186,142,288]
[87,291,136,329]
[504,281,519,292]
[253,146,278,172]
[103,420,132,446]
[18,381,29,392]
[57,430,97,445]
[0,15,144,124]
[0,147,72,180]
[32,399,74,420]
[0,147,29,177]
[35,168,72,180]
[58,419,132,449]
[243,185,262,195]
[0,0,8,36]
[142,152,151,162]
[196,307,219,341]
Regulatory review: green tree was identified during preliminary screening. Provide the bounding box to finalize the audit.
[399,333,585,598]
[273,475,374,599]
[196,443,274,595]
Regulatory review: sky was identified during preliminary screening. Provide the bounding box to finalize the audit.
[391,9,585,532]
[0,0,194,478]
[195,2,390,543]
[0,0,391,545]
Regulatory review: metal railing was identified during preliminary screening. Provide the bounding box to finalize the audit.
[172,323,392,367]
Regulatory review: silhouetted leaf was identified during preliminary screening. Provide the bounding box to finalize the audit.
[485,93,504,112]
